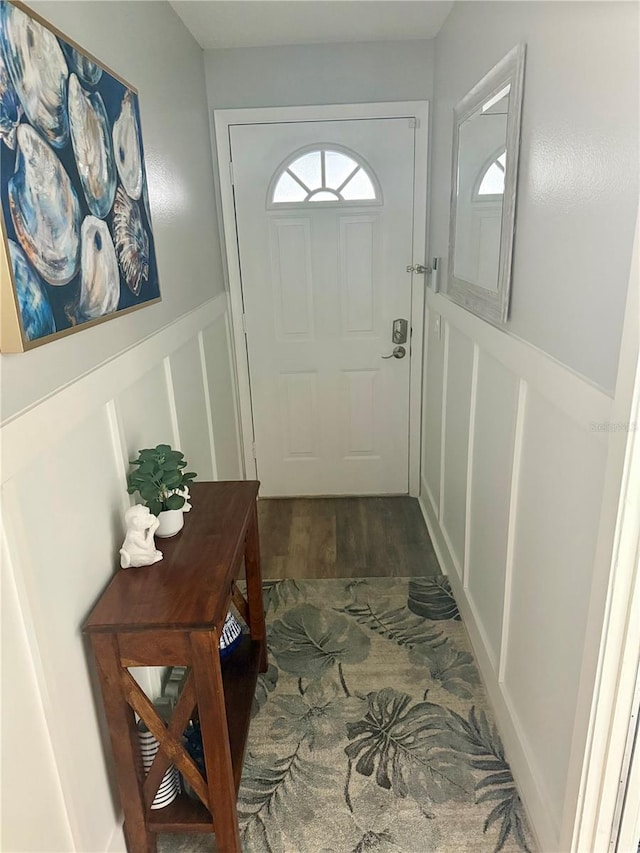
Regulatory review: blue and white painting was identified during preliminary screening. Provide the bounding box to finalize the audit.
[0,0,160,347]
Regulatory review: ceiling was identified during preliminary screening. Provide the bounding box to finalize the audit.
[169,1,454,50]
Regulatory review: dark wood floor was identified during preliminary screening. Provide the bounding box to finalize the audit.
[257,496,441,579]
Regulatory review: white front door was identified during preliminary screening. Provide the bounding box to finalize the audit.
[230,118,418,497]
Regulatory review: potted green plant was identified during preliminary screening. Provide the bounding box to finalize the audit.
[127,444,197,538]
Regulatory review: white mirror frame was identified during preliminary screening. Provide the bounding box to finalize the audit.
[446,44,526,325]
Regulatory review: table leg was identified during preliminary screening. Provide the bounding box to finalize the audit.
[91,634,157,853]
[191,629,241,853]
[245,503,268,672]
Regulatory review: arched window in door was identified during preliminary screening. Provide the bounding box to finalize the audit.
[474,149,506,201]
[270,146,381,206]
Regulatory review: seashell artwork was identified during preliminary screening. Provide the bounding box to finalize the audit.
[141,173,152,226]
[113,185,149,296]
[0,57,21,148]
[112,90,142,200]
[68,73,116,218]
[63,43,102,87]
[8,239,55,342]
[0,2,69,148]
[0,1,160,350]
[9,123,81,286]
[74,216,120,321]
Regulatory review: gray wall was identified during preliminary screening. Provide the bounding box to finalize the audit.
[2,1,225,421]
[205,6,639,393]
[431,0,639,393]
[204,39,434,108]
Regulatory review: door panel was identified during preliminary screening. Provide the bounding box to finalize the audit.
[339,216,378,335]
[281,371,318,458]
[270,218,314,339]
[343,369,378,456]
[230,119,415,496]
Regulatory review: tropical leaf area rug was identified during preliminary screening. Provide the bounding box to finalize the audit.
[159,577,535,853]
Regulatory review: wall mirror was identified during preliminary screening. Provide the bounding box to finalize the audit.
[446,44,525,324]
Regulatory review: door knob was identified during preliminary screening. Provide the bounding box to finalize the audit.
[382,345,406,359]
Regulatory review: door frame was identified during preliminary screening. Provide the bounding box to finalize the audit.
[214,101,430,496]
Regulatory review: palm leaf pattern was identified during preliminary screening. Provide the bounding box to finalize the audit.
[337,599,446,648]
[444,706,533,852]
[251,662,279,718]
[239,742,332,852]
[410,642,479,699]
[182,578,535,853]
[269,603,370,695]
[269,679,365,750]
[339,596,478,700]
[345,687,475,803]
[262,579,305,613]
[408,576,461,620]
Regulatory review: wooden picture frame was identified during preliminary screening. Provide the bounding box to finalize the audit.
[0,0,161,352]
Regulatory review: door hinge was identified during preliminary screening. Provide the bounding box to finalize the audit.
[229,160,234,185]
[408,117,420,130]
[251,441,256,459]
[241,313,247,334]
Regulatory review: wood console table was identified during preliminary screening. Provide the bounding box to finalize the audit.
[83,481,267,853]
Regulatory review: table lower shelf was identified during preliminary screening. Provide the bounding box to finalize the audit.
[147,792,213,833]
[147,634,262,834]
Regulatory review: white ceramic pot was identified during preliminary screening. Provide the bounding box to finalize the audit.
[155,509,184,538]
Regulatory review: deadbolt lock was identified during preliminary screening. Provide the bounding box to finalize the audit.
[392,318,409,344]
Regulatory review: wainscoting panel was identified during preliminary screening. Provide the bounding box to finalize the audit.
[422,307,445,516]
[0,294,240,853]
[3,407,125,852]
[1,537,75,853]
[170,336,216,480]
[503,386,608,834]
[116,363,176,463]
[466,351,519,671]
[201,313,243,480]
[419,291,613,853]
[440,323,474,578]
